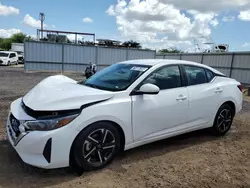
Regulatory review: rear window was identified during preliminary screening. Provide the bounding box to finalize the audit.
[184,65,207,86]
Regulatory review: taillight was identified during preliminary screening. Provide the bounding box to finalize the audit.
[237,84,243,92]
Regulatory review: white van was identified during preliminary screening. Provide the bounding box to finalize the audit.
[0,51,19,66]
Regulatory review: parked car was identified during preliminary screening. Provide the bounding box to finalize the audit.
[0,51,18,65]
[16,51,24,64]
[6,59,243,172]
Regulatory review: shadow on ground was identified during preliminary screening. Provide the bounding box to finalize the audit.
[0,128,219,188]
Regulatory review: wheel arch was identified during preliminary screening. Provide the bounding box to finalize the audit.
[221,101,236,117]
[69,120,126,166]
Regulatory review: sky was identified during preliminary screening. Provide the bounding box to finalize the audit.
[1,0,250,52]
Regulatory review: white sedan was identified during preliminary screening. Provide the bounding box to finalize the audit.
[6,60,243,172]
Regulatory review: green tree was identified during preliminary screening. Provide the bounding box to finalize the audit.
[158,48,183,54]
[10,33,27,43]
[123,40,142,48]
[0,38,12,50]
[0,32,34,50]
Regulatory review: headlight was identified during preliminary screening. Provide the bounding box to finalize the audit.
[24,114,78,131]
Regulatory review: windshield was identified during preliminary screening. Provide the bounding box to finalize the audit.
[0,52,9,57]
[17,52,23,55]
[81,63,151,91]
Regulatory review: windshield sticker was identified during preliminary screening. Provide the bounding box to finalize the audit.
[130,67,148,72]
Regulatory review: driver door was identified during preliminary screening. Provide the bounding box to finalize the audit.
[131,65,189,141]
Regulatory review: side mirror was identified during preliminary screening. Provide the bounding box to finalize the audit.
[137,83,160,95]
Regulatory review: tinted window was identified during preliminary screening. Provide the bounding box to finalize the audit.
[142,65,182,90]
[0,52,9,57]
[184,65,207,86]
[82,63,151,91]
[9,53,15,58]
[205,69,215,82]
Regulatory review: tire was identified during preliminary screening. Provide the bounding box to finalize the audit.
[72,122,121,171]
[15,61,18,65]
[212,104,234,136]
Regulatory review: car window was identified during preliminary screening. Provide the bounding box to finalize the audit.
[9,53,15,58]
[82,63,151,91]
[0,52,9,57]
[142,65,182,90]
[184,65,207,86]
[205,69,215,82]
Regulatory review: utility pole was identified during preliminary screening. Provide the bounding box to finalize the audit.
[39,13,45,39]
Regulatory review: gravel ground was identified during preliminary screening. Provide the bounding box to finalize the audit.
[0,66,249,188]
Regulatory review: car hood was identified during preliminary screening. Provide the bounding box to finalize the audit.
[23,75,114,111]
[0,57,8,61]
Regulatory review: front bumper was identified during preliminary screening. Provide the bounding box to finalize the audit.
[0,60,7,65]
[6,98,80,169]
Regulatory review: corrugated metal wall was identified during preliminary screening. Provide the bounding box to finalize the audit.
[25,41,156,72]
[156,52,250,84]
[24,41,250,84]
[181,54,202,63]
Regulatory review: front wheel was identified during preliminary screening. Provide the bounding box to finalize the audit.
[72,122,121,171]
[212,104,234,136]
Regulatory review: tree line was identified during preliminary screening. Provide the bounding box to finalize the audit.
[0,32,183,53]
[0,33,33,50]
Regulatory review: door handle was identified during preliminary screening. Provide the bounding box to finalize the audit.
[176,95,187,101]
[215,88,223,93]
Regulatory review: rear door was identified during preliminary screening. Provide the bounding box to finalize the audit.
[131,65,189,141]
[183,65,222,128]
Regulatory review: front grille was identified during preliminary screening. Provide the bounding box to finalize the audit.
[21,100,80,119]
[9,113,20,137]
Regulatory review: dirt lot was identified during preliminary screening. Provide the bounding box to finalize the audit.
[0,66,249,188]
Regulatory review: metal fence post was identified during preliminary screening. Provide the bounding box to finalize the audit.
[229,53,235,78]
[62,43,64,74]
[126,48,129,60]
[24,42,27,72]
[201,53,204,64]
[95,46,98,67]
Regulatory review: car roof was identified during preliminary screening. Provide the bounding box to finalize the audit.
[0,51,16,53]
[119,59,224,75]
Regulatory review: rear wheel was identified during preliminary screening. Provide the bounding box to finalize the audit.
[72,122,121,171]
[212,104,234,136]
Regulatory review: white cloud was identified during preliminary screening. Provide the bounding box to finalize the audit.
[23,14,48,28]
[106,0,222,50]
[107,0,250,50]
[222,16,235,22]
[0,2,19,16]
[51,24,56,29]
[159,0,250,13]
[242,42,250,47]
[82,17,93,23]
[0,29,21,38]
[238,10,250,21]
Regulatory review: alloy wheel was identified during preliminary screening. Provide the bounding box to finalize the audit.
[216,108,232,133]
[82,128,116,166]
